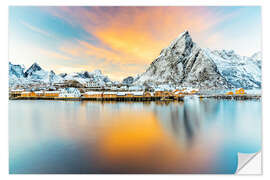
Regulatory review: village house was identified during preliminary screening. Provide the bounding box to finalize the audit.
[34,91,44,97]
[83,91,103,99]
[21,91,36,97]
[235,88,245,95]
[226,91,234,95]
[143,91,152,97]
[10,89,24,97]
[103,91,117,99]
[132,91,144,98]
[44,91,60,97]
[59,88,81,98]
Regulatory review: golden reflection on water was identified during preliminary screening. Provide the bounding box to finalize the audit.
[9,100,261,173]
[43,101,223,173]
[92,110,218,173]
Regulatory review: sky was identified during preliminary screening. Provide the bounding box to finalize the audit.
[9,6,261,81]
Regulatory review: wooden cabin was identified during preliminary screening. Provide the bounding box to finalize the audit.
[125,92,134,98]
[103,92,117,98]
[190,90,199,94]
[21,92,36,97]
[117,92,126,97]
[161,91,172,97]
[83,91,103,98]
[44,91,60,97]
[226,91,234,95]
[34,91,44,97]
[144,92,152,97]
[154,91,163,97]
[174,91,184,97]
[235,88,245,95]
[132,91,144,98]
[10,89,24,97]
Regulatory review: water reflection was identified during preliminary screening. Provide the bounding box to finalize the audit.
[9,99,261,174]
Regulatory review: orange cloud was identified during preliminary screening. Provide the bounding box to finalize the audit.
[42,7,242,80]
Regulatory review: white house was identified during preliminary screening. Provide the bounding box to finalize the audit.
[59,88,81,97]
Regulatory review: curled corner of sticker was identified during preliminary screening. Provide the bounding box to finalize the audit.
[236,151,262,175]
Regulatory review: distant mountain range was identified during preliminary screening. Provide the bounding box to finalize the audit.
[9,62,112,88]
[9,30,261,90]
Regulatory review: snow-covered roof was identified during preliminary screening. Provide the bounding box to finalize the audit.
[154,88,164,92]
[174,91,181,94]
[11,89,24,92]
[132,91,144,96]
[117,92,127,96]
[85,91,103,95]
[103,91,117,95]
[34,91,44,94]
[128,86,143,91]
[45,91,60,94]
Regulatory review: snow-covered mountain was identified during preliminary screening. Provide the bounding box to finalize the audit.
[205,49,261,89]
[9,62,111,88]
[9,62,28,88]
[63,70,110,86]
[23,63,63,84]
[8,30,262,90]
[122,76,134,85]
[133,30,261,90]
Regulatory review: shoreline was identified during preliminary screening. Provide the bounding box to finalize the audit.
[9,94,261,101]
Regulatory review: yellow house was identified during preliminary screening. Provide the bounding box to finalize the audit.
[21,92,36,97]
[235,88,245,95]
[190,90,199,94]
[44,91,60,97]
[144,92,152,97]
[83,91,103,98]
[226,91,234,95]
[10,89,24,97]
[154,91,163,97]
[162,91,172,97]
[132,91,144,98]
[173,89,180,94]
[34,91,44,97]
[103,92,117,98]
[174,91,184,97]
[125,92,134,98]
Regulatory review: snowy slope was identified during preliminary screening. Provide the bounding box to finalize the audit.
[134,31,231,89]
[9,62,112,88]
[63,70,111,86]
[134,31,261,90]
[24,63,64,84]
[9,62,28,88]
[205,49,261,89]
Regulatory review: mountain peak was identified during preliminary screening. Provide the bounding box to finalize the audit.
[24,62,42,77]
[167,30,194,52]
[178,30,189,38]
[93,69,102,75]
[31,62,42,69]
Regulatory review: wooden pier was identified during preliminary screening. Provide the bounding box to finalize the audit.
[199,94,261,100]
[9,92,260,102]
[10,95,184,102]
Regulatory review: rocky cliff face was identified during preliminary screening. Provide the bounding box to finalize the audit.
[134,31,261,90]
[134,31,231,89]
[122,76,134,85]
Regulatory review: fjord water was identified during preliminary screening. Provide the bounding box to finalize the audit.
[9,98,261,174]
